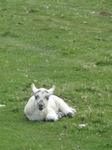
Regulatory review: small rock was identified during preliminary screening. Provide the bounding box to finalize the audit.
[0,104,5,108]
[79,124,87,129]
[83,21,87,24]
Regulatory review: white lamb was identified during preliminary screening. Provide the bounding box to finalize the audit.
[24,84,76,121]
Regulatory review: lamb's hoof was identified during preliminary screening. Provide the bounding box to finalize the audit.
[67,112,73,118]
[57,112,64,119]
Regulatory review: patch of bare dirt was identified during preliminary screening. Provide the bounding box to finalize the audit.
[98,11,112,16]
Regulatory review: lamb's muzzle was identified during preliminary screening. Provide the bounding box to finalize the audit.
[38,100,44,110]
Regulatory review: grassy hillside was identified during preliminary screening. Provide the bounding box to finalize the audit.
[0,0,112,149]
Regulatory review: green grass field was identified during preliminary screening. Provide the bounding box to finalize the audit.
[0,0,112,149]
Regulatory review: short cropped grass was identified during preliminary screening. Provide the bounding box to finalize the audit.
[0,0,112,149]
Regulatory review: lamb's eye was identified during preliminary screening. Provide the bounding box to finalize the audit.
[35,95,39,100]
[45,96,49,100]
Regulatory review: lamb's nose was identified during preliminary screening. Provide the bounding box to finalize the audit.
[39,104,43,107]
[38,101,44,110]
[38,105,43,110]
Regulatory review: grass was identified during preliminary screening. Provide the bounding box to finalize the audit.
[0,0,112,149]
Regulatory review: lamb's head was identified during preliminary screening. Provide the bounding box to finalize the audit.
[31,83,55,111]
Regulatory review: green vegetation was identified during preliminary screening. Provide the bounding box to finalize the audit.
[0,0,112,149]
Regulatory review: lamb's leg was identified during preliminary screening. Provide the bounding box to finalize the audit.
[53,96,76,117]
[46,109,59,121]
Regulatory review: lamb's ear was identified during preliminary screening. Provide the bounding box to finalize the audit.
[48,85,56,95]
[31,83,38,94]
